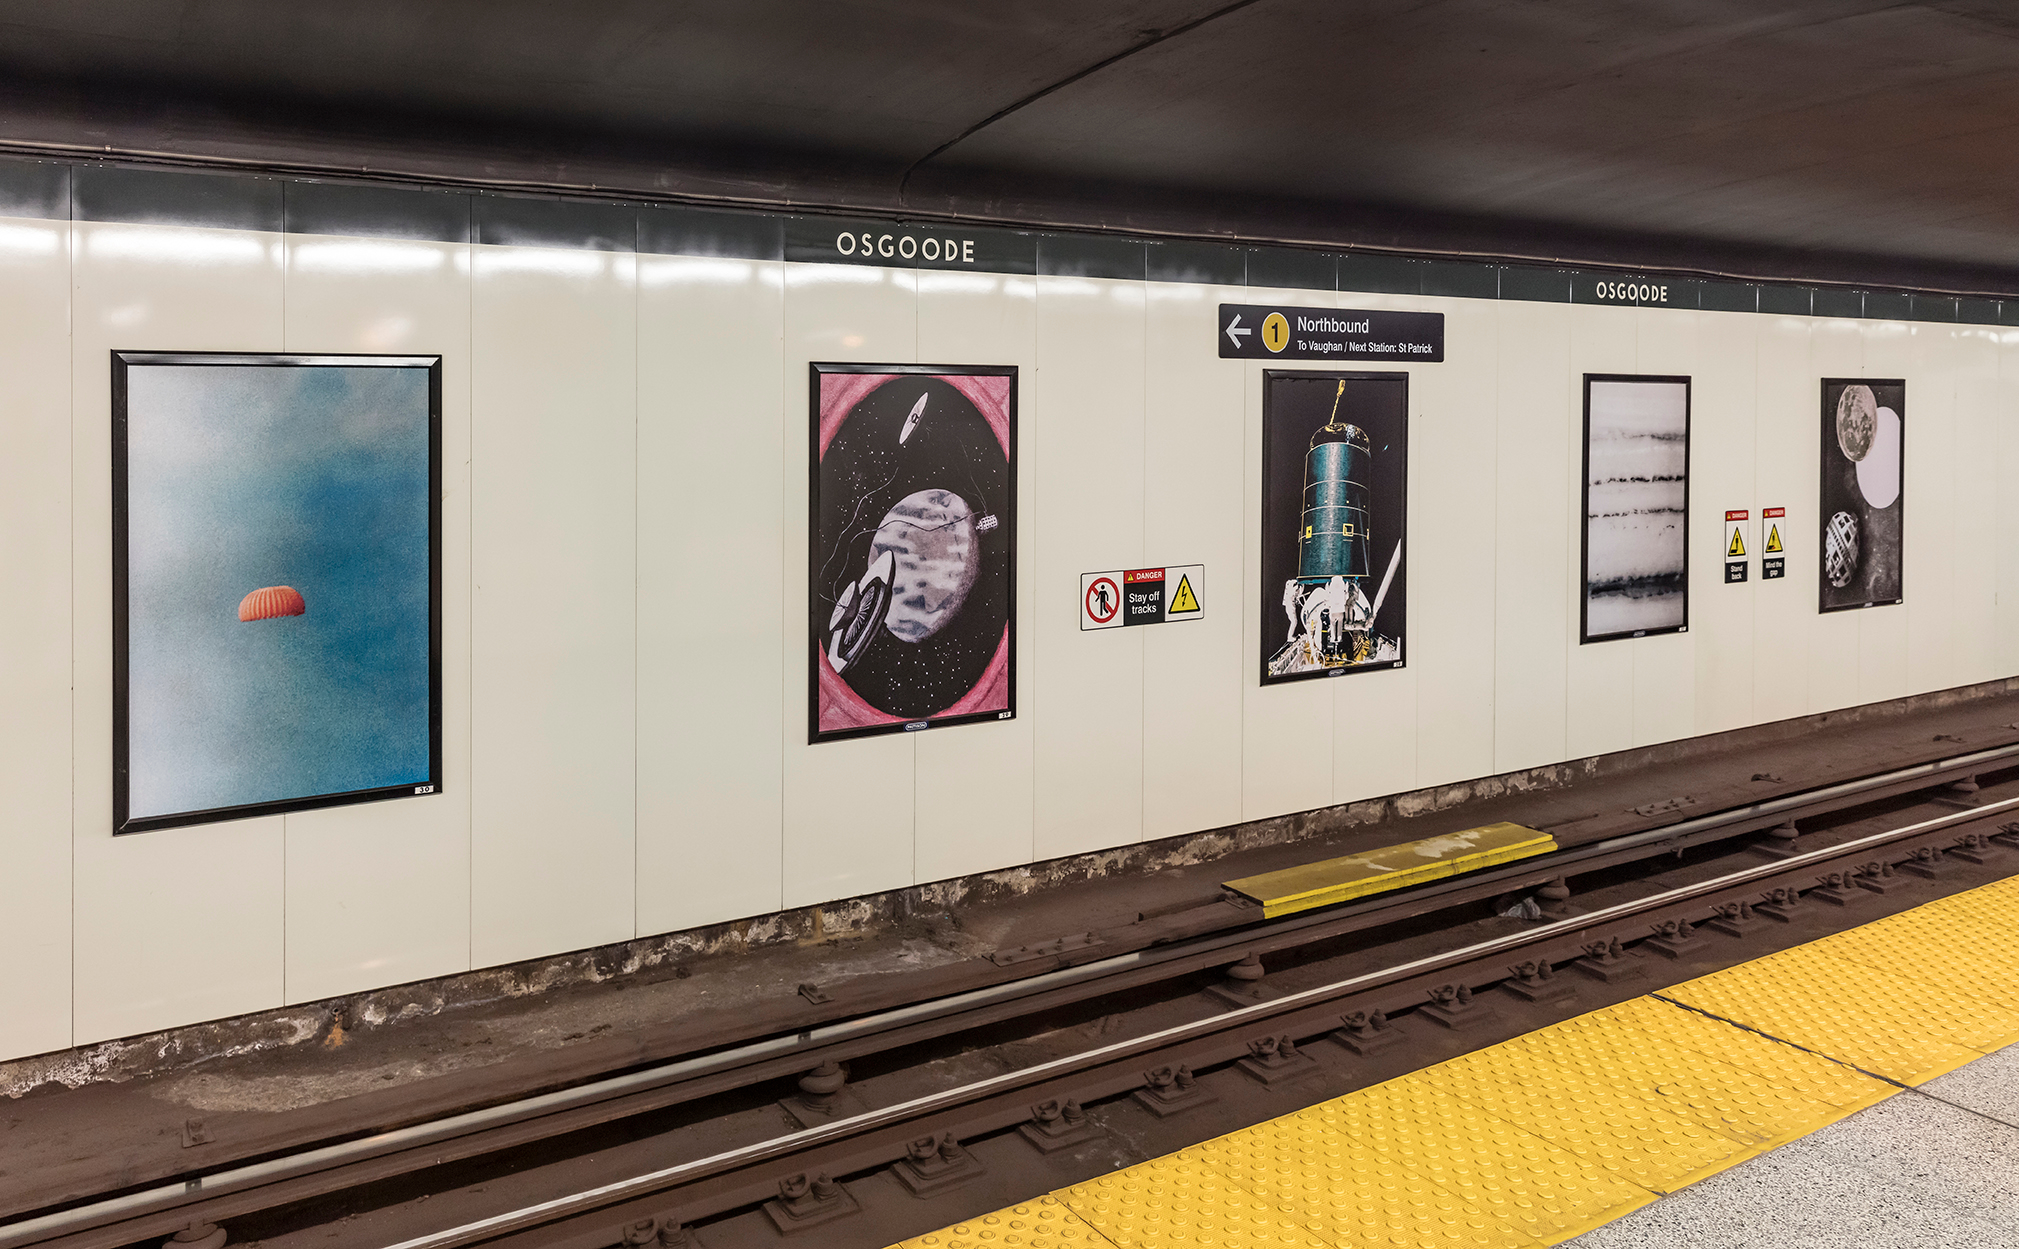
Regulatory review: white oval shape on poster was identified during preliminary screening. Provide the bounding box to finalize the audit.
[1856,406,1902,509]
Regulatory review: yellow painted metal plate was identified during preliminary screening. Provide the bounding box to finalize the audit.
[1223,823,1558,918]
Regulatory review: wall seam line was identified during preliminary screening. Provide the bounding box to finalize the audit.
[466,238,476,974]
[67,207,78,1051]
[279,229,289,1007]
[633,240,642,939]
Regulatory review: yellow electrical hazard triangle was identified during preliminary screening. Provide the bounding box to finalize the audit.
[1765,524,1783,553]
[1169,574,1200,614]
[1728,529,1746,557]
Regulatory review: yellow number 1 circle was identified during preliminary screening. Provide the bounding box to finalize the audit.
[1262,312,1289,353]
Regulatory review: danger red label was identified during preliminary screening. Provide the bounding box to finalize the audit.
[1764,507,1784,518]
[1725,510,1748,521]
[1125,568,1165,583]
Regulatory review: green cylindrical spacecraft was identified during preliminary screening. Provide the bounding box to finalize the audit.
[1296,422,1371,582]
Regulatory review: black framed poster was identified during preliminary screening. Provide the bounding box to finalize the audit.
[1581,374,1691,643]
[809,363,1017,743]
[113,352,444,834]
[1259,370,1409,684]
[1819,378,1905,612]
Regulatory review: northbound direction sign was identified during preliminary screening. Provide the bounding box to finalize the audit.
[1219,303,1444,362]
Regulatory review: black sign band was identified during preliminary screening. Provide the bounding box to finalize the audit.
[1219,303,1444,362]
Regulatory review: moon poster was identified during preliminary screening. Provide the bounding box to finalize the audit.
[1582,374,1691,643]
[113,353,442,834]
[1819,378,1905,612]
[1259,370,1408,685]
[810,363,1016,742]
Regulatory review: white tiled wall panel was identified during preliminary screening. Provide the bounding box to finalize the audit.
[0,217,75,1059]
[1491,300,1571,775]
[1141,283,1245,840]
[1689,310,1757,735]
[780,264,920,907]
[1411,299,1498,785]
[7,211,2018,1062]
[636,256,788,933]
[912,271,1040,883]
[469,247,639,967]
[70,224,289,1044]
[1030,277,1148,860]
[1752,314,1816,721]
[280,236,477,1002]
[1562,304,1640,758]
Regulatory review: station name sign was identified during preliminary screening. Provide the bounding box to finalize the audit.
[1219,303,1444,362]
[834,228,976,264]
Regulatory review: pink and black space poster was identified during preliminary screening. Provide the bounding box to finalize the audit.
[810,364,1017,742]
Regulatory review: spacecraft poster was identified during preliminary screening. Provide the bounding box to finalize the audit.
[1259,370,1408,685]
[112,352,443,834]
[1582,374,1691,643]
[1818,379,1904,612]
[810,364,1016,742]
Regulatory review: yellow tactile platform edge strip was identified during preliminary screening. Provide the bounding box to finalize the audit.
[890,872,2019,1249]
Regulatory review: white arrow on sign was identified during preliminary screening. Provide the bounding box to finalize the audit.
[1225,313,1251,348]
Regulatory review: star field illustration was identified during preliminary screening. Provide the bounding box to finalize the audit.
[814,372,1013,735]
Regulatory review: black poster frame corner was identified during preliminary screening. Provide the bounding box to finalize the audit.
[1257,367,1412,687]
[111,350,445,835]
[1579,372,1693,646]
[1817,376,1907,615]
[806,361,1020,745]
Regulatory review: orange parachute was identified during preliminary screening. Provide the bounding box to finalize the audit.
[238,585,306,622]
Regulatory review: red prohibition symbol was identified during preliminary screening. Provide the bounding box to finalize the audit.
[1086,576,1121,624]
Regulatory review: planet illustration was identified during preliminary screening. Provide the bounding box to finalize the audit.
[1835,384,1877,461]
[817,373,1010,722]
[1824,510,1861,588]
[870,488,979,643]
[1855,405,1901,509]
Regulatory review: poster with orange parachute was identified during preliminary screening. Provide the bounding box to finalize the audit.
[113,352,442,834]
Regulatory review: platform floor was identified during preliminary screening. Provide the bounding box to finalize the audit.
[884,873,2019,1248]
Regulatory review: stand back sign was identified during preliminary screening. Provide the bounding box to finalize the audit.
[1082,565,1205,630]
[1219,304,1444,362]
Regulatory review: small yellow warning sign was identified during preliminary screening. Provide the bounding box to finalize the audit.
[1765,524,1782,553]
[1728,528,1746,557]
[1169,573,1200,614]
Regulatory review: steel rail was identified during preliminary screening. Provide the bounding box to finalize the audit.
[377,792,2019,1249]
[6,741,2015,1249]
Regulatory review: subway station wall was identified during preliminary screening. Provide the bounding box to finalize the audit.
[5,167,2019,1062]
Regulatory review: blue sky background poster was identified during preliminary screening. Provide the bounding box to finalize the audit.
[122,360,434,826]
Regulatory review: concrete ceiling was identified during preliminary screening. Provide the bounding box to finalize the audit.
[3,0,2018,290]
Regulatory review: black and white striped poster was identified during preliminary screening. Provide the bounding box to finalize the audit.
[1581,374,1691,643]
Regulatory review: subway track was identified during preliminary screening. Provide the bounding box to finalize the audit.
[10,745,2019,1249]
